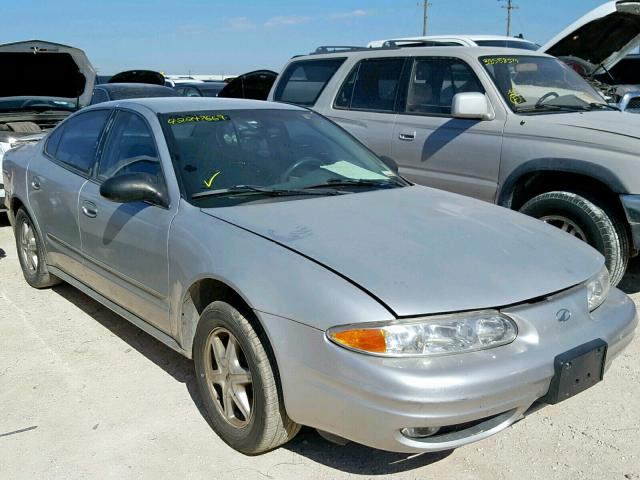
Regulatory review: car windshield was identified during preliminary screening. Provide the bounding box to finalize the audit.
[480,55,608,113]
[161,109,405,205]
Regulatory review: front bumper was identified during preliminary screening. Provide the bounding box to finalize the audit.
[259,286,637,453]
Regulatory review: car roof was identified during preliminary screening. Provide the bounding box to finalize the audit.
[88,97,306,114]
[293,46,550,61]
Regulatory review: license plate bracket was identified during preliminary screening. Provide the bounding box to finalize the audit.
[542,338,607,405]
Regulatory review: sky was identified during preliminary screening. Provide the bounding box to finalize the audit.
[0,0,611,75]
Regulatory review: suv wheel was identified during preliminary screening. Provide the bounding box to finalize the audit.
[14,208,62,288]
[193,301,300,454]
[519,191,628,286]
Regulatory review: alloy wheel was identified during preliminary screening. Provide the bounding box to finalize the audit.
[19,220,39,273]
[540,215,587,241]
[204,327,254,428]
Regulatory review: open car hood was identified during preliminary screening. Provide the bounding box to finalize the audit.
[0,40,95,107]
[541,1,640,74]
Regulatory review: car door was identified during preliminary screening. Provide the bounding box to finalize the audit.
[78,108,176,333]
[27,109,111,279]
[327,57,407,161]
[391,56,506,202]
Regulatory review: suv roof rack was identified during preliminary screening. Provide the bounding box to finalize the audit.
[381,39,462,48]
[311,46,369,54]
[307,41,461,56]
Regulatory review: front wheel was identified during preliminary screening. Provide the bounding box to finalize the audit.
[519,191,628,286]
[193,301,300,454]
[14,208,61,288]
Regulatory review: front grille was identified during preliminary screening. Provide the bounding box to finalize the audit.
[627,97,640,110]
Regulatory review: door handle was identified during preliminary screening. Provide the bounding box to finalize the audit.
[398,131,416,141]
[81,201,98,218]
[30,177,41,190]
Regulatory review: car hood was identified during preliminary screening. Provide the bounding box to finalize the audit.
[202,186,602,317]
[540,1,640,74]
[530,110,640,141]
[0,40,95,107]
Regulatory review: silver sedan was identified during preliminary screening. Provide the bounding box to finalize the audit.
[2,97,636,454]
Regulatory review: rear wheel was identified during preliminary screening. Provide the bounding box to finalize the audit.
[193,301,300,454]
[14,208,61,288]
[519,191,628,286]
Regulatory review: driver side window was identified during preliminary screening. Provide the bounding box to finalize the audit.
[98,110,163,182]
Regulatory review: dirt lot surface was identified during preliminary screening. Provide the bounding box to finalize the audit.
[1,215,639,480]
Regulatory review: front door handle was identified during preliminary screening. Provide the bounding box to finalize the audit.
[30,177,41,190]
[398,131,416,141]
[81,201,98,218]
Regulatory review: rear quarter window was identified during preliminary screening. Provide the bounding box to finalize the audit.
[273,58,345,106]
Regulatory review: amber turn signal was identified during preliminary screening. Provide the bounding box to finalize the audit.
[329,328,387,353]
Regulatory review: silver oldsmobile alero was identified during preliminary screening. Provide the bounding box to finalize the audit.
[2,97,637,455]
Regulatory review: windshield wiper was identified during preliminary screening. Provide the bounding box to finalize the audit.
[191,184,345,200]
[304,178,405,190]
[588,102,620,111]
[517,104,590,113]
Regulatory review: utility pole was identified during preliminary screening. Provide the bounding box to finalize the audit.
[419,1,432,36]
[500,0,518,36]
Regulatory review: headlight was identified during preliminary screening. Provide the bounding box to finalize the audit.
[327,310,517,357]
[586,266,610,312]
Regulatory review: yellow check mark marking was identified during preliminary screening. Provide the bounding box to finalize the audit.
[203,171,220,188]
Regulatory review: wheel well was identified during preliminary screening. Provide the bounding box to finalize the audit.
[508,170,632,250]
[509,171,623,212]
[11,196,24,216]
[180,278,257,357]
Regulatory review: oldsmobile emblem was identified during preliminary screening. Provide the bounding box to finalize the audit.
[556,309,572,323]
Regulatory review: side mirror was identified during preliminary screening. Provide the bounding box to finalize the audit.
[100,173,167,207]
[451,93,494,120]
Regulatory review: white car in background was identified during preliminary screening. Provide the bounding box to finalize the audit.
[370,2,640,111]
[367,35,540,50]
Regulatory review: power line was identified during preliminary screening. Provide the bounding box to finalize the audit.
[418,1,432,36]
[499,0,519,36]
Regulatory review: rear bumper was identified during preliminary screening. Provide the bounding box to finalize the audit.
[259,287,637,453]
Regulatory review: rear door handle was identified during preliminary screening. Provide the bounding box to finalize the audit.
[81,201,98,218]
[398,131,416,141]
[30,177,41,190]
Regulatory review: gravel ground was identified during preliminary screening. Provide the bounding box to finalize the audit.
[1,215,639,480]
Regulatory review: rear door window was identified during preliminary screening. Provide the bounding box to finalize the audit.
[335,58,406,112]
[273,58,345,106]
[54,110,111,173]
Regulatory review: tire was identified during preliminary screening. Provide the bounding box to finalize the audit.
[14,208,61,288]
[519,191,628,286]
[193,301,300,454]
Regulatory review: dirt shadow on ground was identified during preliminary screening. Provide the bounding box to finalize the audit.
[283,428,452,474]
[51,282,451,474]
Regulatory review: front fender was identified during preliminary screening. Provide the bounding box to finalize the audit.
[497,158,627,207]
[168,200,393,354]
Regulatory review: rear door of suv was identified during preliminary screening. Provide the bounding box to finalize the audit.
[272,56,404,161]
